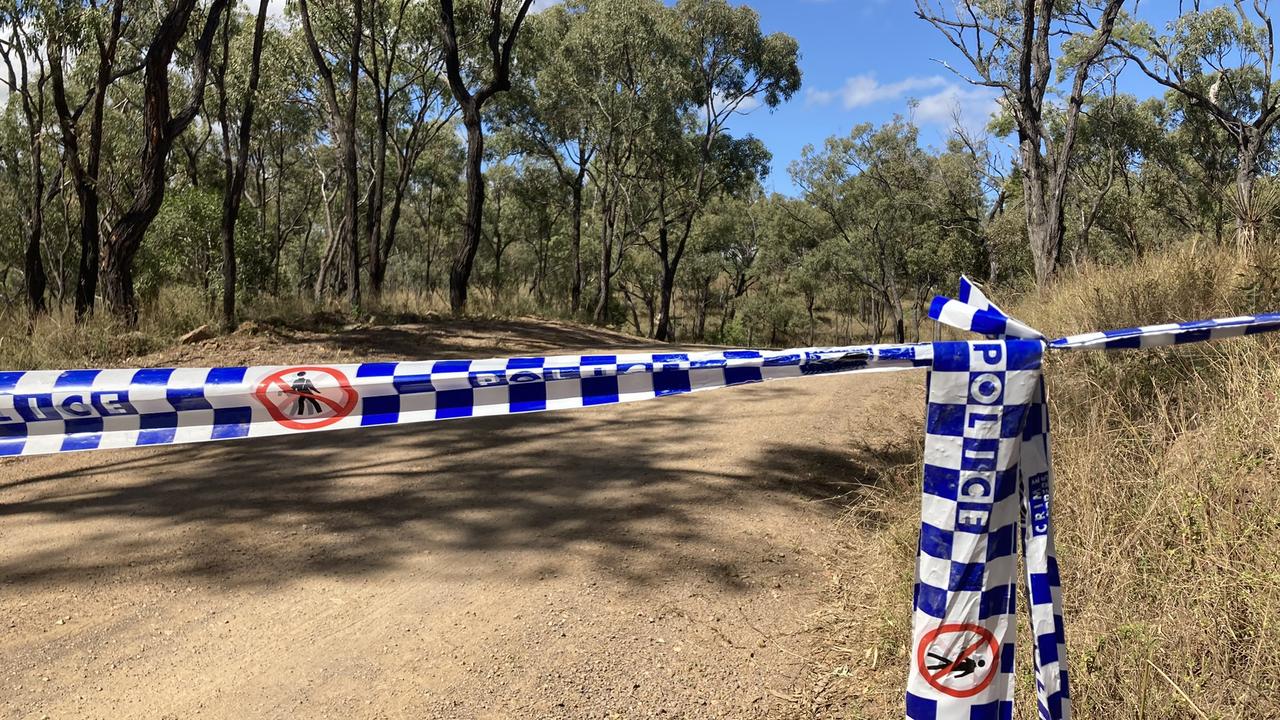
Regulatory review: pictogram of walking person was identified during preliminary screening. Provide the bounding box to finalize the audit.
[290,371,323,416]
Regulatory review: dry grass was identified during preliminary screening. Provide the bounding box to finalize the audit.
[791,244,1280,719]
[0,287,218,370]
[0,286,554,371]
[1025,247,1280,719]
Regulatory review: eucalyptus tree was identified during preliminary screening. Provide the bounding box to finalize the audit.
[437,0,535,314]
[297,0,362,307]
[479,161,519,301]
[495,2,598,314]
[99,0,231,320]
[44,0,131,318]
[712,191,777,340]
[212,0,271,329]
[402,135,466,297]
[551,0,675,324]
[642,0,798,340]
[1062,92,1166,260]
[916,0,1124,287]
[683,190,770,341]
[736,195,817,345]
[1112,1,1280,247]
[948,123,1011,284]
[791,119,948,343]
[1148,88,1239,241]
[505,160,566,307]
[640,128,770,339]
[0,0,49,313]
[362,0,453,301]
[248,27,322,295]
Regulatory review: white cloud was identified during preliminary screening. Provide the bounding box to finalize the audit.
[913,84,1000,131]
[805,72,1000,131]
[805,73,947,110]
[530,0,563,12]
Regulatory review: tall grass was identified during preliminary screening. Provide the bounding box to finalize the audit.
[1019,246,1280,719]
[0,286,219,370]
[800,244,1280,719]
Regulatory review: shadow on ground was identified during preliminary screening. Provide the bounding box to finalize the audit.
[276,317,661,362]
[1,322,912,596]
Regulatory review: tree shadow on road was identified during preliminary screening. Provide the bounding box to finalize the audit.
[742,438,918,519]
[276,316,663,362]
[0,381,911,594]
[0,379,913,594]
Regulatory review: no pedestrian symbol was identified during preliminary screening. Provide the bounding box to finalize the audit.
[915,623,1000,698]
[254,366,359,430]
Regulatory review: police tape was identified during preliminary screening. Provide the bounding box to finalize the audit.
[4,278,1278,720]
[0,344,932,456]
[908,279,1280,720]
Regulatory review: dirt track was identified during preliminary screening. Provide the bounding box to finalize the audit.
[0,318,916,719]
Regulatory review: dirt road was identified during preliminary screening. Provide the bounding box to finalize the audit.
[0,318,918,719]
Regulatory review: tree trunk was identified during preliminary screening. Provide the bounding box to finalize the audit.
[569,171,584,313]
[592,189,613,324]
[47,0,125,319]
[366,110,390,302]
[491,185,504,301]
[1235,139,1261,251]
[1021,138,1062,288]
[101,0,228,321]
[24,187,47,315]
[23,119,47,315]
[655,264,676,341]
[297,0,360,307]
[314,166,339,298]
[379,187,407,296]
[218,0,270,331]
[450,112,485,314]
[652,205,676,341]
[411,182,436,293]
[693,283,709,340]
[984,189,1005,284]
[342,0,363,311]
[437,0,534,314]
[3,23,50,315]
[806,295,815,346]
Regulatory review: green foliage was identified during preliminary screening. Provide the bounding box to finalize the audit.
[789,117,987,340]
[0,0,1276,346]
[141,187,223,303]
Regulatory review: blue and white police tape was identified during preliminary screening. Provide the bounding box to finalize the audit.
[908,336,1064,719]
[0,344,932,457]
[909,278,1280,720]
[4,277,1279,720]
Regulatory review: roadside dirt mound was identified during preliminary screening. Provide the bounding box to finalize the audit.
[1,318,916,719]
[134,316,661,370]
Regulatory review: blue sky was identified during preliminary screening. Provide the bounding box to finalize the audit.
[727,0,1000,195]
[723,0,1182,196]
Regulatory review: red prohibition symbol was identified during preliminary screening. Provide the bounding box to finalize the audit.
[915,623,1000,698]
[254,366,359,431]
